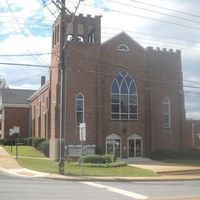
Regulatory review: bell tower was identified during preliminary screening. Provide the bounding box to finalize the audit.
[49,13,101,160]
[65,14,101,44]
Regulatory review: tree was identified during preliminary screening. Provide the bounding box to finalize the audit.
[0,76,8,89]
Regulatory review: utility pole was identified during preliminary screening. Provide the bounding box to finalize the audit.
[192,123,195,149]
[58,0,66,175]
[52,0,84,175]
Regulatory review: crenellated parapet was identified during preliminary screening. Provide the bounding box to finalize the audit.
[146,46,181,56]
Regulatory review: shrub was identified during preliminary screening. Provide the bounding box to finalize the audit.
[70,161,127,168]
[22,137,33,146]
[32,138,45,148]
[105,154,116,163]
[150,149,200,161]
[0,138,15,146]
[78,154,116,164]
[37,140,49,157]
[94,146,103,155]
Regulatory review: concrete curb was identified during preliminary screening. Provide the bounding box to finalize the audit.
[44,173,200,182]
[1,166,200,182]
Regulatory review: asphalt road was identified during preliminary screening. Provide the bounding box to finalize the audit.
[0,172,200,200]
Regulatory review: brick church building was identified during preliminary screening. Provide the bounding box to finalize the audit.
[29,14,186,160]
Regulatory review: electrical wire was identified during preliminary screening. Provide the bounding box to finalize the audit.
[8,74,43,84]
[4,0,49,66]
[108,0,200,25]
[41,0,58,18]
[68,0,200,31]
[1,60,200,91]
[128,0,200,19]
[0,53,52,57]
[102,27,200,44]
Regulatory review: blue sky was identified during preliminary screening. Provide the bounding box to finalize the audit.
[0,0,200,119]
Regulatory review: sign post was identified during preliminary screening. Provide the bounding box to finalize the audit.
[9,129,13,152]
[79,123,86,176]
[13,126,20,160]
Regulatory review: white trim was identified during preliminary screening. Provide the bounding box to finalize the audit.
[106,133,121,140]
[68,144,95,147]
[75,92,85,127]
[101,31,145,50]
[127,133,143,157]
[128,133,142,140]
[163,97,171,128]
[106,133,122,158]
[111,70,138,120]
[117,44,130,52]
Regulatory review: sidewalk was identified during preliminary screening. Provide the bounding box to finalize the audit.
[0,146,200,181]
[0,146,49,178]
[126,157,200,175]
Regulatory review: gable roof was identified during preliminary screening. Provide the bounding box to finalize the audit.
[0,88,35,106]
[101,31,144,50]
[28,81,50,102]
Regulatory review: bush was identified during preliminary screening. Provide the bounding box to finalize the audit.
[78,154,116,164]
[150,149,200,161]
[32,138,45,148]
[22,137,33,146]
[37,140,49,157]
[94,146,103,155]
[70,161,127,168]
[0,138,15,146]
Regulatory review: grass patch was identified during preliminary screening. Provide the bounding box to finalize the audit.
[66,164,157,177]
[3,145,45,158]
[18,158,58,173]
[2,145,157,177]
[164,159,200,167]
[17,157,157,176]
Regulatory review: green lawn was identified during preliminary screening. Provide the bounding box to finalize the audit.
[3,145,45,158]
[17,157,157,176]
[2,145,157,176]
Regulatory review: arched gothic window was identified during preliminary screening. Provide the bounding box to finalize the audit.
[76,93,84,126]
[111,70,138,120]
[163,97,171,128]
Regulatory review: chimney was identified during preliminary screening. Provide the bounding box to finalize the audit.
[41,76,46,86]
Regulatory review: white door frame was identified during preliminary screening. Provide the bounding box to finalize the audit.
[127,133,143,157]
[106,133,122,158]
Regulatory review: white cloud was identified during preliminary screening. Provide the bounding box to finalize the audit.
[186,111,200,120]
[0,0,200,118]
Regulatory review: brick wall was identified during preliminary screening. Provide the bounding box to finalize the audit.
[184,120,200,149]
[146,47,185,152]
[31,86,50,139]
[2,107,30,138]
[48,14,186,159]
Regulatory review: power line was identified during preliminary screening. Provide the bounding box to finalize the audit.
[1,60,200,91]
[0,52,52,57]
[108,0,200,25]
[128,0,200,19]
[76,1,200,31]
[102,32,200,51]
[8,74,43,84]
[2,48,199,88]
[4,0,49,66]
[184,90,200,95]
[0,62,50,68]
[102,27,200,44]
[101,34,200,54]
[41,0,58,18]
[0,15,55,23]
